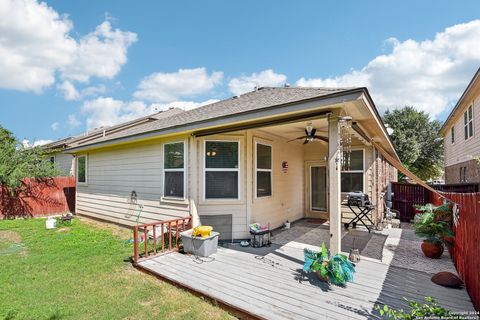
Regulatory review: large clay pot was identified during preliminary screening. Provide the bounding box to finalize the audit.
[421,240,444,259]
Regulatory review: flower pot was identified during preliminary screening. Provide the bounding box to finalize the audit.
[421,240,444,259]
[315,271,329,282]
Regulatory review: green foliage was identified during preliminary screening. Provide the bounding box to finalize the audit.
[303,242,356,286]
[413,210,453,244]
[375,296,462,319]
[383,107,443,181]
[0,126,59,193]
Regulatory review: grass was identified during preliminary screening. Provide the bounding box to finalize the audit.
[0,218,234,320]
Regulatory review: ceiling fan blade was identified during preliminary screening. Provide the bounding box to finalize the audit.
[311,128,317,136]
[287,136,307,143]
[305,128,309,136]
[303,139,309,145]
[314,135,329,142]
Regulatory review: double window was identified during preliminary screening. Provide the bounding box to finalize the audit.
[464,105,474,140]
[255,143,272,198]
[163,142,185,198]
[341,150,364,193]
[204,141,239,199]
[77,155,87,184]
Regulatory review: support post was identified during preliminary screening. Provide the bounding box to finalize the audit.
[328,113,342,254]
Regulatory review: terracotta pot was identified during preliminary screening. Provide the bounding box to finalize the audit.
[421,240,444,259]
[315,271,329,282]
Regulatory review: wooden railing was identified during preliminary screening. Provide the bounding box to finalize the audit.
[133,217,192,264]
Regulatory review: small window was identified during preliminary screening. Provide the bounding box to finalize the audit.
[77,155,87,184]
[341,150,364,192]
[163,142,185,198]
[464,105,474,140]
[50,156,55,164]
[460,167,468,183]
[204,141,239,199]
[451,127,455,144]
[256,143,272,197]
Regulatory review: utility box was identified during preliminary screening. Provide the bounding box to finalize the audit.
[181,229,219,257]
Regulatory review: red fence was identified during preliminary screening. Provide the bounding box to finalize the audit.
[436,192,480,311]
[0,177,76,219]
[391,182,431,221]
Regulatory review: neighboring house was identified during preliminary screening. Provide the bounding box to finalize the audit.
[58,86,398,254]
[440,68,480,184]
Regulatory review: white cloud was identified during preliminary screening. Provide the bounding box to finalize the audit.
[228,69,287,95]
[32,139,53,147]
[296,20,480,118]
[80,97,218,130]
[50,122,60,131]
[0,0,136,93]
[67,114,81,128]
[133,68,223,102]
[60,21,137,83]
[57,80,80,100]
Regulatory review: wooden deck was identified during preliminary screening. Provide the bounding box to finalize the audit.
[137,241,476,320]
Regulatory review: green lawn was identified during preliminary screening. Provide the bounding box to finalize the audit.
[0,218,234,320]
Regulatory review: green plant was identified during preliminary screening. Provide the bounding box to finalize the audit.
[413,211,453,245]
[303,242,355,286]
[375,296,463,319]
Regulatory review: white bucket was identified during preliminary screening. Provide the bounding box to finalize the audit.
[46,217,57,229]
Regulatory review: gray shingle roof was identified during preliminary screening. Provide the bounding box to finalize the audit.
[67,86,358,150]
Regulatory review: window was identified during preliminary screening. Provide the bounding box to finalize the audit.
[451,126,455,144]
[204,141,239,199]
[460,167,467,183]
[464,105,474,140]
[256,143,272,197]
[163,142,185,198]
[77,155,87,184]
[341,150,364,192]
[50,155,55,164]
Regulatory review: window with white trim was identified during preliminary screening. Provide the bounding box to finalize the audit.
[341,150,364,192]
[163,142,185,198]
[77,155,87,184]
[451,126,455,144]
[204,141,239,199]
[256,143,272,197]
[464,105,474,140]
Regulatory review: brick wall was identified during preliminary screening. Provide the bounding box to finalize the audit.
[445,159,480,184]
[373,149,398,224]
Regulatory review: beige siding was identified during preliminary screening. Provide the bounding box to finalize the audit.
[445,94,480,167]
[76,138,190,226]
[54,152,74,176]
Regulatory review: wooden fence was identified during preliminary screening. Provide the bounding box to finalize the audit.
[0,177,76,219]
[391,182,431,221]
[435,192,480,311]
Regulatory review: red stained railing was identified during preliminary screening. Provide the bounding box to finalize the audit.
[133,217,192,264]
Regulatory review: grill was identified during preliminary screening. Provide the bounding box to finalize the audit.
[346,191,370,207]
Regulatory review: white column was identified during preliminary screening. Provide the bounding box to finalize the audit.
[328,113,342,254]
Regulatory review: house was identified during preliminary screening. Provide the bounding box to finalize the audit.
[60,86,399,254]
[440,68,480,184]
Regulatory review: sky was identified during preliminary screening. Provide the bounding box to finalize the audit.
[1,0,480,145]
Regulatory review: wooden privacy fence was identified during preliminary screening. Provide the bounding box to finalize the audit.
[391,182,431,222]
[435,192,480,311]
[133,217,192,264]
[0,177,76,219]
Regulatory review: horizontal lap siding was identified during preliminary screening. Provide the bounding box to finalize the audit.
[76,139,189,226]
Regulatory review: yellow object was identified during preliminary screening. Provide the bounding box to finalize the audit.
[193,225,213,237]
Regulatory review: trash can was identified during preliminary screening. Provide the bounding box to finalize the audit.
[181,229,219,257]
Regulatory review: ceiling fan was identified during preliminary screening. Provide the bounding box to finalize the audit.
[288,124,328,144]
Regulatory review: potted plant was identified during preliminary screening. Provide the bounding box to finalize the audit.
[413,209,454,259]
[303,242,356,286]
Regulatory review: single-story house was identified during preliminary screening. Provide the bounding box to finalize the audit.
[58,86,399,254]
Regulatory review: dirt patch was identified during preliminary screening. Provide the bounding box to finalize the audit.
[56,227,71,233]
[0,230,22,243]
[78,216,132,240]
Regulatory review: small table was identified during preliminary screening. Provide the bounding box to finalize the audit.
[342,201,376,232]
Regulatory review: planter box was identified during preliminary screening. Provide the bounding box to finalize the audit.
[181,229,219,257]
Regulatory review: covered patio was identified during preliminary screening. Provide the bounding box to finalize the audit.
[136,220,476,319]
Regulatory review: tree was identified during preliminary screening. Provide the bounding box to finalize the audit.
[0,125,59,194]
[383,107,443,181]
